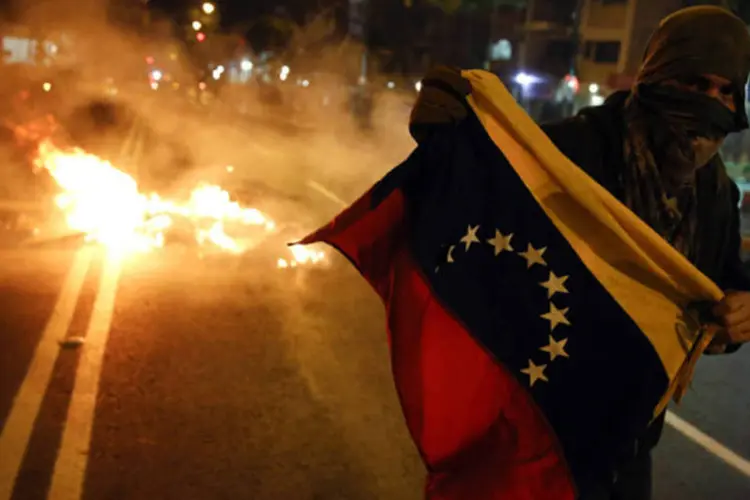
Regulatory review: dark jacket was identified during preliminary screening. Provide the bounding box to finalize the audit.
[541,91,750,458]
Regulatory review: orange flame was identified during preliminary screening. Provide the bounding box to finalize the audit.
[32,139,326,266]
[33,140,274,253]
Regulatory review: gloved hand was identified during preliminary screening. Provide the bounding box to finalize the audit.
[409,65,472,144]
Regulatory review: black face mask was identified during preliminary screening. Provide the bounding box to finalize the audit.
[635,84,739,140]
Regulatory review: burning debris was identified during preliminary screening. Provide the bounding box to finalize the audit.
[277,245,325,269]
[34,139,272,253]
[25,137,327,267]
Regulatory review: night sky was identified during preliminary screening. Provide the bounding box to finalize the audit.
[148,0,342,26]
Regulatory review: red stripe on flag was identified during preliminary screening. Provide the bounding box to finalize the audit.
[306,188,576,499]
[390,247,575,499]
[302,187,406,301]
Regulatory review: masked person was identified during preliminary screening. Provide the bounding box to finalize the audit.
[409,5,750,500]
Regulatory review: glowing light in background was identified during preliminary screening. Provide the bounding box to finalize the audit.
[588,82,602,105]
[514,72,541,87]
[564,74,580,94]
[202,2,215,15]
[42,82,52,92]
[192,20,202,31]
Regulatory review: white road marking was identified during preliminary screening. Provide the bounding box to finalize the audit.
[666,410,750,477]
[307,180,347,208]
[48,251,122,500]
[0,248,93,500]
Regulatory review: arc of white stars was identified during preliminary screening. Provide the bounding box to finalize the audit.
[540,335,569,361]
[521,359,548,387]
[519,243,547,269]
[487,229,513,256]
[541,302,571,331]
[540,271,569,298]
[460,225,481,251]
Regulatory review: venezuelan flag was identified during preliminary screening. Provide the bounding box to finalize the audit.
[301,70,723,499]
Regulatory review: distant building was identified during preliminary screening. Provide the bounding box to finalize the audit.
[0,24,69,67]
[577,0,683,96]
[517,0,578,78]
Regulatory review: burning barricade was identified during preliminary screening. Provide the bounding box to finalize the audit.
[5,118,327,268]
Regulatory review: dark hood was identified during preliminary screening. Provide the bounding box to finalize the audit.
[638,6,750,87]
[636,5,750,130]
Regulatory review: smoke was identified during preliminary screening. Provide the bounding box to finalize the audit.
[0,0,419,235]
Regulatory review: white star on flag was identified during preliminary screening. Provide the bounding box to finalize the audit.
[487,229,513,256]
[519,243,547,269]
[541,302,571,331]
[460,225,481,251]
[540,335,569,361]
[446,245,456,263]
[521,359,548,386]
[540,271,569,298]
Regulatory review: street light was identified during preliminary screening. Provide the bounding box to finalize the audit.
[514,72,540,87]
[202,2,215,15]
[192,20,202,31]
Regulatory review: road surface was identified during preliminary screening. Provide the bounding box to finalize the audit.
[0,113,749,499]
[0,184,425,500]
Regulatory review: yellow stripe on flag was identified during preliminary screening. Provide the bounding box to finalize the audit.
[462,70,724,417]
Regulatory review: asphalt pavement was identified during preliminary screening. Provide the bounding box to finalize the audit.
[0,238,425,500]
[0,111,749,499]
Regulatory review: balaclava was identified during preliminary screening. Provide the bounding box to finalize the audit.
[621,5,750,262]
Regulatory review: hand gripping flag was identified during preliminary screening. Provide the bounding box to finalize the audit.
[299,70,724,499]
